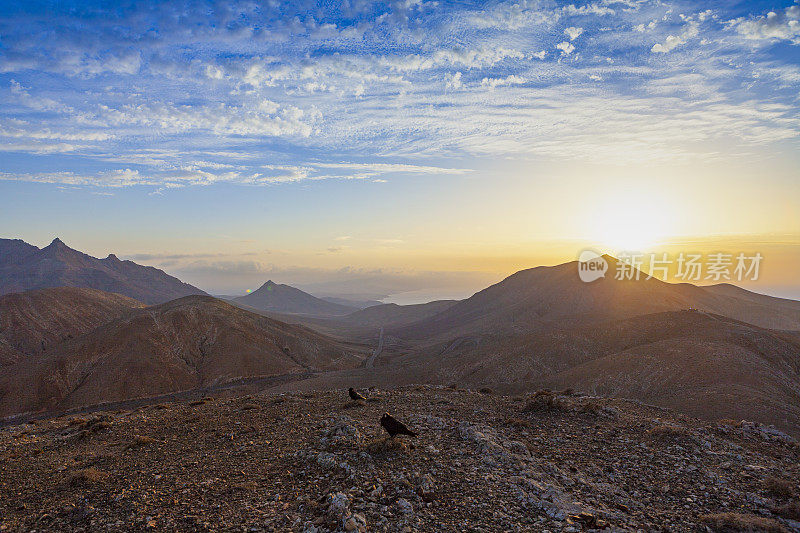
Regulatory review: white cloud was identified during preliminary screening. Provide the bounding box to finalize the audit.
[734,4,800,44]
[651,21,699,53]
[480,75,527,90]
[445,71,463,90]
[556,42,576,56]
[565,27,584,40]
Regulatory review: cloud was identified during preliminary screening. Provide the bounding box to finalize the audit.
[480,75,527,90]
[445,71,463,90]
[564,27,584,40]
[651,21,700,53]
[733,4,800,44]
[556,42,576,56]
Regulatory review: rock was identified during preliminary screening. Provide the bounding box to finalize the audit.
[343,513,367,532]
[327,492,350,518]
[397,498,414,516]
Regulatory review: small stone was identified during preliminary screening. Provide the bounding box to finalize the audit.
[397,498,413,516]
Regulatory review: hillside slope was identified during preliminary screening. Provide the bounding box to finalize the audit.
[1,387,798,532]
[394,258,800,345]
[0,296,363,416]
[0,287,144,363]
[0,238,206,304]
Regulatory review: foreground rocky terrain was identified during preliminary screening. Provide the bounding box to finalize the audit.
[2,386,799,532]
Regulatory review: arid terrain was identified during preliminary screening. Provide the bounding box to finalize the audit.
[2,386,800,532]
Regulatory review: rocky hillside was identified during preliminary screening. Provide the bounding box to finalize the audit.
[0,296,364,417]
[0,287,144,363]
[1,387,799,532]
[0,238,206,305]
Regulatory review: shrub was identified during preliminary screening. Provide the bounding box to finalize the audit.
[774,500,800,520]
[522,390,557,412]
[69,468,110,486]
[479,387,493,395]
[700,513,788,533]
[764,476,796,498]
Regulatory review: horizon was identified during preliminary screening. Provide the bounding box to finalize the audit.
[7,234,800,304]
[1,1,799,301]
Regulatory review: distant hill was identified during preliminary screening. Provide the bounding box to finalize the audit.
[0,295,363,416]
[234,280,356,316]
[320,296,383,309]
[393,257,800,344]
[340,300,458,329]
[0,238,206,305]
[0,287,143,364]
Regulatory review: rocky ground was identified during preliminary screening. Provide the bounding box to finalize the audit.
[1,386,800,532]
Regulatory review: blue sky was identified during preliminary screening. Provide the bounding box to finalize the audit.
[1,0,799,298]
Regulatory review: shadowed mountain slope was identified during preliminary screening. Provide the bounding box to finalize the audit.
[0,296,363,416]
[0,287,144,364]
[393,258,800,345]
[0,238,206,305]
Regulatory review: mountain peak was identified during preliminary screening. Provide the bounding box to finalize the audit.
[47,237,66,248]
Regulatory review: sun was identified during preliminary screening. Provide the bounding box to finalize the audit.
[590,190,673,252]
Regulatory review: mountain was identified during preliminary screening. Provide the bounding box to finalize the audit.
[387,310,800,433]
[0,296,363,417]
[393,257,800,345]
[339,300,458,329]
[234,280,356,316]
[0,237,206,305]
[0,287,144,364]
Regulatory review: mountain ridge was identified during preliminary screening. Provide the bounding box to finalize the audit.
[0,237,207,305]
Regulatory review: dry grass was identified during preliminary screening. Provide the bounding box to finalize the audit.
[764,476,796,498]
[700,513,788,533]
[522,390,557,412]
[68,468,110,486]
[774,500,800,520]
[503,417,532,429]
[125,435,157,450]
[365,437,409,455]
[189,399,207,406]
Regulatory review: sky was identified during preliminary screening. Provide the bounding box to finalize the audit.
[0,0,799,300]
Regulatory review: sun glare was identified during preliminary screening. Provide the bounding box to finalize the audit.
[590,191,673,252]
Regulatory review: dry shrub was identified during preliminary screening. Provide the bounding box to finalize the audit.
[271,396,287,405]
[774,500,800,520]
[504,417,532,429]
[560,388,575,396]
[366,437,409,455]
[479,387,493,394]
[189,399,206,406]
[69,468,110,486]
[229,481,258,491]
[239,403,259,411]
[128,435,157,448]
[700,513,788,533]
[68,418,88,427]
[764,476,796,498]
[522,390,557,412]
